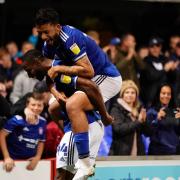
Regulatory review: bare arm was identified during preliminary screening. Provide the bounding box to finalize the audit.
[0,130,10,159]
[35,141,44,159]
[48,55,95,79]
[47,65,112,126]
[77,77,113,126]
[26,141,44,170]
[46,76,65,130]
[48,100,64,131]
[0,129,15,172]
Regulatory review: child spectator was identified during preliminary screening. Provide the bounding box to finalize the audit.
[0,92,46,172]
[10,80,64,158]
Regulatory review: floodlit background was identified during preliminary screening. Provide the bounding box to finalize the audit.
[0,0,180,48]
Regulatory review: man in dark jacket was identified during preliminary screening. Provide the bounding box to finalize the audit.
[140,37,174,107]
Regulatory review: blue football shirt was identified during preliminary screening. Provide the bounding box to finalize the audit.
[42,25,120,77]
[3,115,46,159]
[50,59,101,132]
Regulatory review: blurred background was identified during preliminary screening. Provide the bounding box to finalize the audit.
[0,0,180,172]
[0,0,180,48]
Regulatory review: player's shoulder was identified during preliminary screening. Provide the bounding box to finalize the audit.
[59,25,71,43]
[60,25,83,42]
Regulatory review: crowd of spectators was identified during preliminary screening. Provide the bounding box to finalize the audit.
[0,27,64,172]
[89,31,180,156]
[0,26,180,172]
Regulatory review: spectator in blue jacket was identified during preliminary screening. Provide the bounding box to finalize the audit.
[147,83,180,155]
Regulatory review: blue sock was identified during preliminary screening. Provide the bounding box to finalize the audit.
[74,132,89,159]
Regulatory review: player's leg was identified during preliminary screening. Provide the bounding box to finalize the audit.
[91,75,122,102]
[88,120,104,165]
[66,91,93,133]
[48,96,64,129]
[76,77,113,125]
[48,100,61,119]
[66,92,97,179]
[48,85,98,177]
[92,75,122,157]
[56,131,76,180]
[66,92,93,169]
[73,119,104,180]
[56,109,104,180]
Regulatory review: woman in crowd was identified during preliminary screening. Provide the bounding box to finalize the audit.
[109,80,148,156]
[147,83,180,155]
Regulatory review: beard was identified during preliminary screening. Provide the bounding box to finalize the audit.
[52,34,61,47]
[47,34,60,47]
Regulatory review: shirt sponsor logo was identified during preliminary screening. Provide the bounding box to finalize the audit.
[18,135,38,144]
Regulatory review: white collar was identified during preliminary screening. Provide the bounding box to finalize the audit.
[117,98,132,112]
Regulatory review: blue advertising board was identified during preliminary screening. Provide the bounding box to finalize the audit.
[89,160,180,180]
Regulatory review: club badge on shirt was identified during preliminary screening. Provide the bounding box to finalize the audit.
[70,43,80,55]
[39,127,43,135]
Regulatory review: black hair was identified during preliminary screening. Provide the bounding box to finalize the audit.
[22,49,47,81]
[151,83,175,109]
[120,32,134,42]
[33,81,48,93]
[22,49,44,65]
[35,8,60,26]
[26,92,44,105]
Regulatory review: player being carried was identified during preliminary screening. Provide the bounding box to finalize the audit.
[23,49,105,179]
[34,7,122,161]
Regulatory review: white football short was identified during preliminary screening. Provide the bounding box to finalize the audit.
[91,75,122,102]
[56,120,104,173]
[49,75,122,104]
